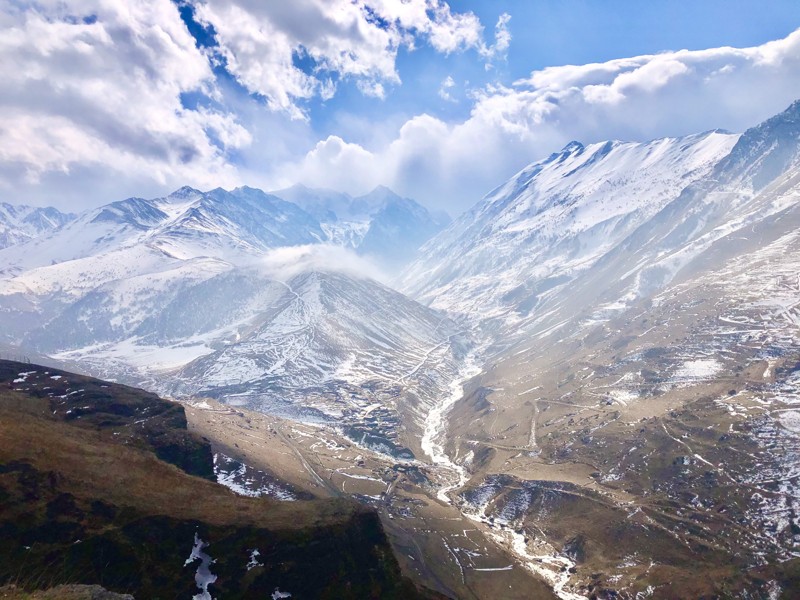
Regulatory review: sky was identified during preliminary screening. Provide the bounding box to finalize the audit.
[2,1,800,216]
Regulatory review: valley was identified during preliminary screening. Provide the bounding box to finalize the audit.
[3,102,800,598]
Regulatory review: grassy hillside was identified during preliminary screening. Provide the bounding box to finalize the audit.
[0,360,440,599]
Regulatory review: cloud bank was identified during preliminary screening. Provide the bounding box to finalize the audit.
[193,0,510,117]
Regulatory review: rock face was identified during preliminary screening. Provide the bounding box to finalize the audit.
[0,360,437,600]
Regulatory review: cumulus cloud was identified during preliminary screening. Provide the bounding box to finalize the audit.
[0,0,506,208]
[260,244,386,283]
[191,0,506,118]
[277,29,800,213]
[0,0,249,207]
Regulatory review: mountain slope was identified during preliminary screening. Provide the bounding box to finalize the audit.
[25,268,464,459]
[170,270,464,456]
[0,360,438,599]
[406,102,800,598]
[399,130,738,327]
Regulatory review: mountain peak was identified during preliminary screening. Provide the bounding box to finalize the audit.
[231,185,264,195]
[714,98,800,189]
[362,185,402,201]
[0,202,76,250]
[561,140,585,154]
[170,185,203,198]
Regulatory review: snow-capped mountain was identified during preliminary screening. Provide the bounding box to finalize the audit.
[4,100,800,599]
[0,185,326,276]
[0,183,463,456]
[271,184,451,267]
[401,101,800,596]
[0,202,74,250]
[399,129,739,328]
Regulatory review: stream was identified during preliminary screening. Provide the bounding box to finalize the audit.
[419,350,587,600]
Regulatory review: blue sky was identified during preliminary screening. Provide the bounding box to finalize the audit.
[1,1,800,214]
[311,0,800,131]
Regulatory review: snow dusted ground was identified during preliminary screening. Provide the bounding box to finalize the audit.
[672,359,723,382]
[695,230,800,560]
[213,452,306,501]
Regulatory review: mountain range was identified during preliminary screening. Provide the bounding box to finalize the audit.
[3,101,800,598]
[0,202,74,250]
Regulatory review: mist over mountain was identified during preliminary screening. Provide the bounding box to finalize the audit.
[271,184,451,268]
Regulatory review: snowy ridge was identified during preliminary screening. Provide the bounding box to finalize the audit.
[399,130,738,323]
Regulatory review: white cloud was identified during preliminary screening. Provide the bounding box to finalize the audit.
[191,0,502,117]
[260,244,386,282]
[0,0,248,206]
[356,80,387,100]
[276,29,800,214]
[0,0,506,209]
[480,12,511,63]
[438,75,456,101]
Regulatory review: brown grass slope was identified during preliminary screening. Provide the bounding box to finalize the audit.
[0,360,441,599]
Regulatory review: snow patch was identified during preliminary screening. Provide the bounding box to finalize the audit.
[185,532,217,600]
[673,359,723,381]
[246,548,263,570]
